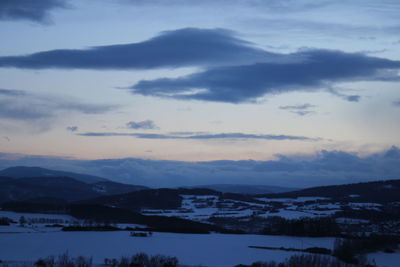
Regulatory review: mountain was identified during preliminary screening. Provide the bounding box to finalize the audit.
[186,184,297,194]
[0,175,148,203]
[0,166,107,184]
[260,179,400,203]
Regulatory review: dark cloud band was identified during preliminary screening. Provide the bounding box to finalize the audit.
[1,28,399,104]
[131,49,400,103]
[78,131,320,141]
[0,28,271,70]
[126,120,158,130]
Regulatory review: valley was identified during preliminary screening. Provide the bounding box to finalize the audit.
[1,167,400,266]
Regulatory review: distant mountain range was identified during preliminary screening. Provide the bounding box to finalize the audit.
[0,166,298,194]
[2,165,400,206]
[0,166,107,183]
[260,179,400,203]
[2,165,400,234]
[0,166,148,202]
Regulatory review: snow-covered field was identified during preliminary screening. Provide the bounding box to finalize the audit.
[0,204,397,266]
[0,211,74,222]
[368,251,400,267]
[141,195,349,222]
[0,211,76,233]
[0,231,335,267]
[0,218,397,266]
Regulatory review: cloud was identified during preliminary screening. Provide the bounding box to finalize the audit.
[120,0,333,11]
[279,104,316,110]
[186,133,317,141]
[0,0,67,23]
[292,111,316,116]
[131,49,399,103]
[344,95,361,102]
[126,120,158,130]
[0,28,275,70]
[1,28,398,104]
[0,88,117,121]
[0,88,25,96]
[78,131,319,141]
[393,100,400,107]
[327,88,361,102]
[279,103,316,116]
[66,126,78,132]
[359,36,376,40]
[0,146,399,188]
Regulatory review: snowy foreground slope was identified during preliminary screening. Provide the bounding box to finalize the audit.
[2,178,400,267]
[0,231,334,267]
[0,231,398,267]
[0,211,399,266]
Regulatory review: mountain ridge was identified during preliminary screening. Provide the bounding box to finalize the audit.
[0,175,148,203]
[0,166,107,184]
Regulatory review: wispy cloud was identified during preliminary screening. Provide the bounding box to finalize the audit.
[0,0,68,23]
[66,126,78,132]
[0,88,25,96]
[279,104,315,110]
[126,120,158,130]
[120,0,334,12]
[327,88,361,102]
[279,104,317,116]
[0,88,117,121]
[78,131,320,141]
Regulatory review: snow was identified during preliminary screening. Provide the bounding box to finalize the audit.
[0,211,78,233]
[0,225,40,233]
[336,218,370,224]
[304,203,342,210]
[116,223,148,229]
[0,224,63,233]
[143,194,267,221]
[257,197,330,203]
[368,250,400,267]
[0,211,75,222]
[212,209,255,218]
[182,195,218,200]
[142,194,341,222]
[349,203,382,207]
[143,195,222,221]
[348,203,382,211]
[259,209,320,219]
[0,232,335,267]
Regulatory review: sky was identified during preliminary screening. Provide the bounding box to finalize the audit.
[0,0,399,187]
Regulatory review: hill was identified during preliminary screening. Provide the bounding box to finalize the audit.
[0,166,107,184]
[0,175,147,203]
[260,179,400,203]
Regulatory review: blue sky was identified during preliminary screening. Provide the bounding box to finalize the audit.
[0,0,399,168]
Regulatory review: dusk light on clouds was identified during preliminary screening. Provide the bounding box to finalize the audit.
[0,0,399,185]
